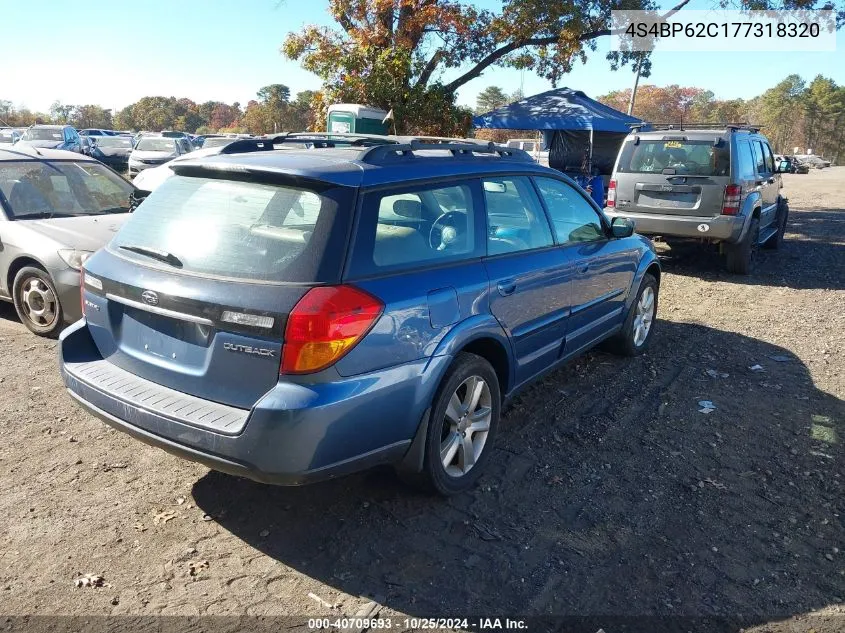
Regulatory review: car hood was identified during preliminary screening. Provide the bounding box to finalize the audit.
[130,150,177,160]
[18,139,63,149]
[22,214,131,251]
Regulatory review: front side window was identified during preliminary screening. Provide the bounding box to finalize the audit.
[349,182,478,275]
[761,142,775,173]
[111,175,351,282]
[0,160,132,219]
[534,177,605,244]
[482,176,553,255]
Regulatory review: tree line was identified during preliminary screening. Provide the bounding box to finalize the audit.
[0,84,317,136]
[598,74,845,159]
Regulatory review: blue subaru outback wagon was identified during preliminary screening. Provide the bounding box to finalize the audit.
[59,138,660,495]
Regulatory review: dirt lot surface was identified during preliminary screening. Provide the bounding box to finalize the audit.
[0,169,842,631]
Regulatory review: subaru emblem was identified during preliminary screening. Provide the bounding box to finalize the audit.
[141,290,159,306]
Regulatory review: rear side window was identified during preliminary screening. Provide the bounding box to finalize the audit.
[616,139,730,176]
[348,182,480,276]
[751,142,765,174]
[736,141,755,180]
[111,175,352,282]
[761,142,775,173]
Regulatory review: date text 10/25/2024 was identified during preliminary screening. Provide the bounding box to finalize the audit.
[308,617,528,630]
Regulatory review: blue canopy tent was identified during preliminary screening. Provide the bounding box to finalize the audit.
[473,87,645,183]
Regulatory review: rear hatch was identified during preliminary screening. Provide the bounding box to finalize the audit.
[81,170,354,410]
[614,136,730,217]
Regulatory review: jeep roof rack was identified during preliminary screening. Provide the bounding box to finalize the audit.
[629,122,762,133]
[358,138,533,164]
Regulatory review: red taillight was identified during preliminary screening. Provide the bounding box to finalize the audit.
[281,285,383,374]
[606,179,617,207]
[722,184,742,216]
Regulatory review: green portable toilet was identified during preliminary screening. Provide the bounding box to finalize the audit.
[326,104,389,135]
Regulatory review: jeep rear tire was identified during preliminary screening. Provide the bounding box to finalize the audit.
[725,217,759,275]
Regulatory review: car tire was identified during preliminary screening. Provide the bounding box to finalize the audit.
[406,352,501,496]
[763,200,789,250]
[725,217,760,275]
[603,273,658,357]
[12,266,64,338]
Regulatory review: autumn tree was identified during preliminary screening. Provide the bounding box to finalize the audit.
[282,0,838,135]
[69,105,113,130]
[49,101,74,124]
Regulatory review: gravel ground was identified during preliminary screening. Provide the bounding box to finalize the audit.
[0,168,842,631]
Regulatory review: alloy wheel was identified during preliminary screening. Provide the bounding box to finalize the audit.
[632,286,655,347]
[439,375,492,477]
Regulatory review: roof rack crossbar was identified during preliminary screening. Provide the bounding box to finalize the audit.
[359,139,533,164]
[636,122,762,132]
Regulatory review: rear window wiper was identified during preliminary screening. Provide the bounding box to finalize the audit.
[119,244,183,268]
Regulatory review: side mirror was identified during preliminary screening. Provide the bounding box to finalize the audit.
[777,160,790,173]
[611,216,635,238]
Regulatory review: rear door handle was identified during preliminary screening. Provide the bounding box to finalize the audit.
[767,177,775,184]
[497,281,517,296]
[579,264,590,274]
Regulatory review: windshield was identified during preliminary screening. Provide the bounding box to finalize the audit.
[0,130,17,141]
[111,175,352,282]
[0,160,133,219]
[201,137,235,148]
[96,137,133,148]
[135,138,177,152]
[22,128,64,142]
[616,139,730,176]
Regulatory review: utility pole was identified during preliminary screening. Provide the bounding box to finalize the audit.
[627,54,644,116]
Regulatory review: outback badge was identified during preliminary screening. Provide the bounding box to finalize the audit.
[223,342,276,358]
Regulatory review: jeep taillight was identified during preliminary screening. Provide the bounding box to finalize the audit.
[280,285,383,375]
[607,179,617,207]
[722,184,742,215]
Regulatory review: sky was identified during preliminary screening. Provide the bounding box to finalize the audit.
[1,0,843,116]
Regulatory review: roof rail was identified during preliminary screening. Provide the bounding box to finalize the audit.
[272,132,399,147]
[358,139,533,164]
[636,122,762,133]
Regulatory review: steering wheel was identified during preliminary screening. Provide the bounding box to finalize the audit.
[429,211,467,251]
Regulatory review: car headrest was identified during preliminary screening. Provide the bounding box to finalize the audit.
[392,199,422,219]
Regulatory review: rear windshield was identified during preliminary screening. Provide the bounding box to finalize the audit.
[96,137,133,148]
[110,175,352,282]
[616,139,730,176]
[22,128,63,142]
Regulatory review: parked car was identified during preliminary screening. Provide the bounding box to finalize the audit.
[59,139,660,495]
[0,128,22,144]
[127,136,192,176]
[0,146,134,336]
[797,155,829,169]
[605,125,789,274]
[16,125,84,153]
[199,136,237,149]
[90,135,134,170]
[506,138,550,167]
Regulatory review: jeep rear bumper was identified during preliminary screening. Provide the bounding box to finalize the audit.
[604,210,745,243]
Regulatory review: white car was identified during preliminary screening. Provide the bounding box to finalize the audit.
[127,137,192,177]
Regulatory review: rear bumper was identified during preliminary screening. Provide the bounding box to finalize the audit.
[605,209,744,242]
[59,320,449,485]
